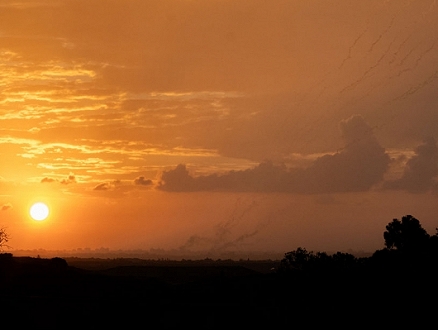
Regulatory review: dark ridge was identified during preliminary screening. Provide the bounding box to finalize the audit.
[1,215,437,328]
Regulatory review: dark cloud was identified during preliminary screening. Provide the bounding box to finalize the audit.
[1,203,12,211]
[93,180,123,191]
[158,116,391,193]
[158,164,197,192]
[60,173,76,185]
[41,177,56,183]
[93,182,111,191]
[134,176,153,186]
[159,162,290,192]
[384,136,438,193]
[41,173,76,184]
[302,115,390,193]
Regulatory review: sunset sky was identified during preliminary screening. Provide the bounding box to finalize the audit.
[1,0,438,258]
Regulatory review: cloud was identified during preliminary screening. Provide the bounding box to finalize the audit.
[302,115,391,193]
[60,173,76,185]
[93,180,122,191]
[134,176,153,186]
[384,136,438,193]
[158,164,197,192]
[158,115,391,193]
[41,177,56,183]
[41,173,76,184]
[93,182,112,191]
[29,127,40,134]
[1,203,12,211]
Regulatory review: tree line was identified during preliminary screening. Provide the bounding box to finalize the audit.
[279,214,438,273]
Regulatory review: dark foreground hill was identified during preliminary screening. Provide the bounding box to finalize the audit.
[0,253,437,329]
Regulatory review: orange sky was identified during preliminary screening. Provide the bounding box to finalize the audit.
[1,0,438,258]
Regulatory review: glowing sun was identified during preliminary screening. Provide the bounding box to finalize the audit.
[30,202,49,221]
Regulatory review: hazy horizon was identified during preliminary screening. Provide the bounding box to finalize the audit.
[8,245,374,261]
[1,0,438,256]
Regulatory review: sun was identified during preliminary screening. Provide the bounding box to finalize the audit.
[30,202,50,221]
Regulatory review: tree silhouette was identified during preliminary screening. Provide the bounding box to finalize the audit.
[279,247,357,273]
[280,214,438,276]
[383,215,430,253]
[280,247,313,271]
[0,227,10,251]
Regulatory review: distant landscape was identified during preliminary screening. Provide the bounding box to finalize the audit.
[7,247,374,262]
[8,248,286,262]
[1,215,437,328]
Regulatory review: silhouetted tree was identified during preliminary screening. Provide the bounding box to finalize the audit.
[383,215,430,253]
[369,214,438,272]
[279,247,357,273]
[331,251,358,269]
[280,247,320,272]
[0,227,10,251]
[429,228,438,250]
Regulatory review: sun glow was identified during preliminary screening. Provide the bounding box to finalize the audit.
[30,202,49,221]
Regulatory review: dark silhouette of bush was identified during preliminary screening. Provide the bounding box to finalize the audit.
[279,247,358,274]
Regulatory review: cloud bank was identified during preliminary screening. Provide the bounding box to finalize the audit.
[134,176,153,186]
[41,173,76,184]
[384,136,438,193]
[158,115,391,194]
